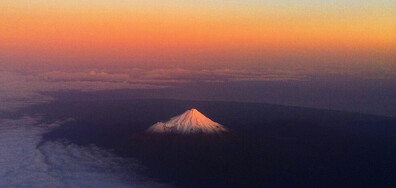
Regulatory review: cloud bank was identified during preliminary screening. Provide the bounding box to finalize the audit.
[0,116,165,188]
[1,66,394,113]
[0,67,310,112]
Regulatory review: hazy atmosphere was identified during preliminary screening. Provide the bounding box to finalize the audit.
[2,0,395,116]
[1,1,395,187]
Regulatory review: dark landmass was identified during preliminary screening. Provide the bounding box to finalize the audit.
[17,97,396,187]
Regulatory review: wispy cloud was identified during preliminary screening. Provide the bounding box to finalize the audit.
[2,66,394,112]
[38,68,309,84]
[0,67,309,112]
[0,116,165,188]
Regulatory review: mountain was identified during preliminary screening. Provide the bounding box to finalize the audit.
[146,109,228,134]
[39,99,396,187]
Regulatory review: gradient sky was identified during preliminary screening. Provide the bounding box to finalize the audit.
[1,0,395,69]
[1,1,396,117]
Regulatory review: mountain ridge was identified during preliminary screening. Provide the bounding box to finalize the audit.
[146,109,228,134]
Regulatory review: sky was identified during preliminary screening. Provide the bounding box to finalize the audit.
[1,0,395,70]
[0,2,395,187]
[0,0,395,116]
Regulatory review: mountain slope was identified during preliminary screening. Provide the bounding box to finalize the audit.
[146,109,228,134]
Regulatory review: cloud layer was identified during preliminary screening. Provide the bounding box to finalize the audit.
[0,116,164,188]
[0,67,310,112]
[1,66,394,113]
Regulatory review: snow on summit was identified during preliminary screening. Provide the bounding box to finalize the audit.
[147,109,228,134]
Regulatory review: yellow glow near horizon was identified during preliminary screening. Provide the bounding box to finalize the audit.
[1,0,395,67]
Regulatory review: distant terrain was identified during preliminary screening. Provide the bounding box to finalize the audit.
[14,95,396,187]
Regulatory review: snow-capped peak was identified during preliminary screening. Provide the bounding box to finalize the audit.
[146,109,228,134]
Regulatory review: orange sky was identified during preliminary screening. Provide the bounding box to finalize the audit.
[1,1,395,69]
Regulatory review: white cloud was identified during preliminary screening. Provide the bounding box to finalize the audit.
[3,65,392,113]
[0,67,309,112]
[0,116,165,188]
